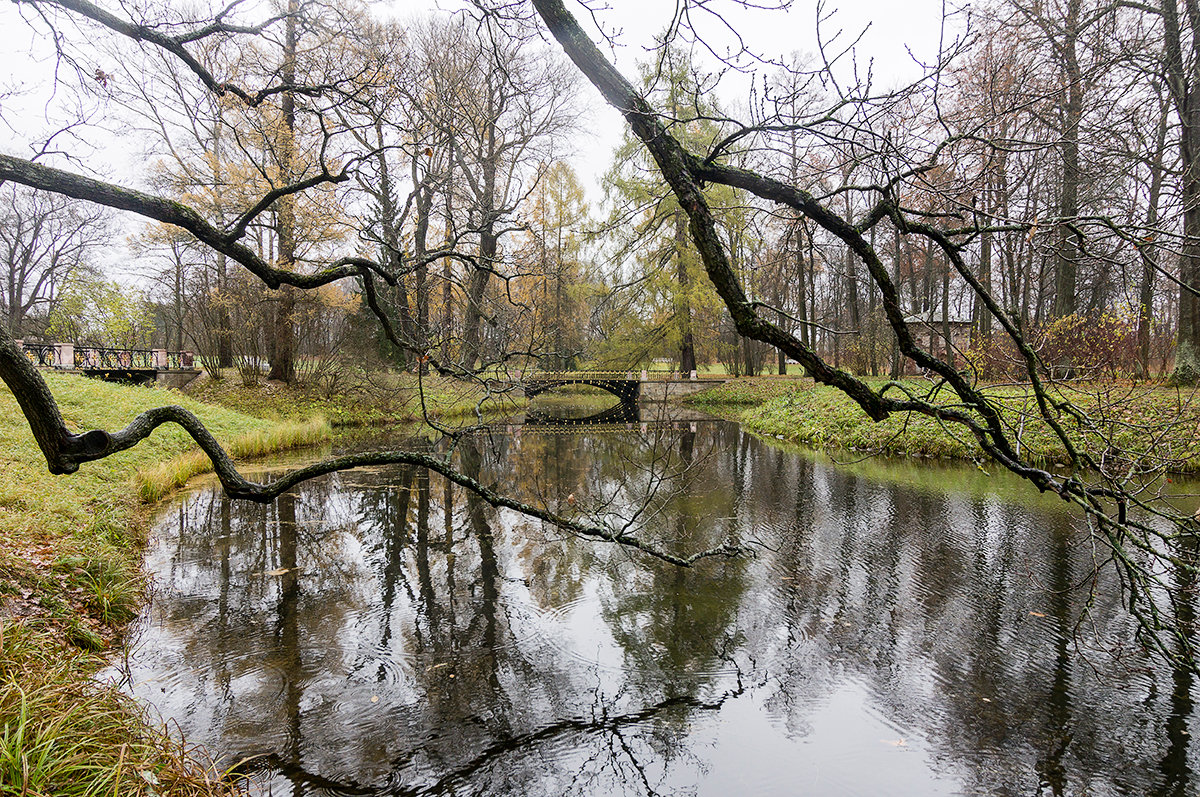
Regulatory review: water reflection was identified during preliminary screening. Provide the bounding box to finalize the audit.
[122,420,1199,796]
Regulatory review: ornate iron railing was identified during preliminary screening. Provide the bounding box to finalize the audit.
[526,370,731,381]
[22,343,56,367]
[163,350,195,369]
[18,342,198,371]
[73,347,155,370]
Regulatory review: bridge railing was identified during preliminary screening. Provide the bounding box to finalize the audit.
[16,341,197,371]
[21,342,57,367]
[161,350,195,369]
[75,347,156,370]
[526,370,639,380]
[525,370,734,382]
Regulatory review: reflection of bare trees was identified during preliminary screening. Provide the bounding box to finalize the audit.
[125,425,1200,795]
[1155,537,1198,797]
[237,682,745,797]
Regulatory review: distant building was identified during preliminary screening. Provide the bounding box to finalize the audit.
[902,310,974,363]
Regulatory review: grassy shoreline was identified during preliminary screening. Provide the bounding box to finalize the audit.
[687,376,1200,473]
[0,366,536,795]
[183,369,526,428]
[15,370,1192,794]
[0,374,338,796]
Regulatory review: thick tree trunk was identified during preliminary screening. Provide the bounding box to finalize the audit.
[462,120,498,370]
[975,219,992,347]
[890,223,903,378]
[1049,0,1083,379]
[268,287,295,383]
[173,258,184,351]
[267,0,298,384]
[415,185,431,375]
[1175,171,1200,383]
[461,241,492,369]
[675,208,696,374]
[1053,0,1082,322]
[215,251,232,368]
[1138,98,1169,379]
[942,256,952,365]
[212,119,232,369]
[376,125,414,368]
[441,174,454,364]
[410,148,433,374]
[6,268,18,337]
[1164,0,1200,383]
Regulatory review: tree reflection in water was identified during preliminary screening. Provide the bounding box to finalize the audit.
[119,421,1200,796]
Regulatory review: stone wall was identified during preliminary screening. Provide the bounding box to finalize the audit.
[637,379,723,402]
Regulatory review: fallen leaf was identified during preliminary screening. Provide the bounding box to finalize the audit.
[881,738,907,747]
[370,695,379,703]
[1029,611,1046,617]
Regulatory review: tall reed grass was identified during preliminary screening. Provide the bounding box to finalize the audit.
[135,415,331,502]
[0,622,245,796]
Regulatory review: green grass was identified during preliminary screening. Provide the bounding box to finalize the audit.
[684,376,810,407]
[0,623,242,796]
[135,415,331,502]
[0,373,325,796]
[186,368,525,427]
[0,374,290,615]
[688,377,1200,472]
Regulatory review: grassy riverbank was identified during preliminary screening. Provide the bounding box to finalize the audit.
[689,377,1200,472]
[0,373,333,796]
[185,368,524,427]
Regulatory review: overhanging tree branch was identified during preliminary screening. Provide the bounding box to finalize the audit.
[0,154,379,290]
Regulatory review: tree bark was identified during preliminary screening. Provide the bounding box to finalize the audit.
[1138,94,1169,378]
[675,208,696,374]
[1053,0,1083,324]
[462,115,498,370]
[267,0,298,384]
[1158,0,1200,382]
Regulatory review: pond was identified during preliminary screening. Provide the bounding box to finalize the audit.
[115,404,1199,796]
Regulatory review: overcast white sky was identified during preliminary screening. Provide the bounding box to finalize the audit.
[0,0,956,277]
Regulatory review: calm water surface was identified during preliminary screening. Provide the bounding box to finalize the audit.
[118,408,1200,796]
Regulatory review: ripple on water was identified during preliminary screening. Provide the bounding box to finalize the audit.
[518,592,745,679]
[338,604,420,687]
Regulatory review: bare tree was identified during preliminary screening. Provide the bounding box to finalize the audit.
[0,184,107,338]
[0,0,735,569]
[3,0,1200,657]
[525,0,1200,659]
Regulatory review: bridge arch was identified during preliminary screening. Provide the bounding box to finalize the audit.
[523,373,641,403]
